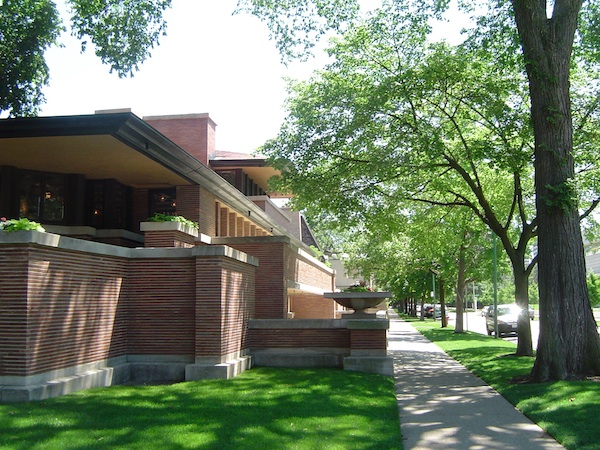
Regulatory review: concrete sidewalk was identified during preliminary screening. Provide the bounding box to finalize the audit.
[388,311,564,449]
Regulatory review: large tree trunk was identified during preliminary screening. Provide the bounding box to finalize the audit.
[512,0,600,380]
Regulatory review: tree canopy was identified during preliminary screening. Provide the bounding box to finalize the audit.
[261,6,542,353]
[254,0,600,380]
[0,0,171,116]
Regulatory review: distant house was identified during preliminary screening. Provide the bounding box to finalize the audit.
[1,111,396,402]
[585,241,600,275]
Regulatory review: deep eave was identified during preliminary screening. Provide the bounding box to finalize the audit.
[0,113,290,235]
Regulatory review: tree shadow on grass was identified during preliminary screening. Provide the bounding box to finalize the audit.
[0,368,402,450]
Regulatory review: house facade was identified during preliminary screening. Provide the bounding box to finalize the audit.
[0,111,391,402]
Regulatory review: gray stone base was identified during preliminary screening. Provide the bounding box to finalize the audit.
[343,356,394,377]
[186,356,252,380]
[0,364,130,403]
[1,357,253,403]
[251,348,348,369]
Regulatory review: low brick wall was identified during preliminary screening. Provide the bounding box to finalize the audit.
[248,318,392,376]
[0,231,257,402]
[291,293,338,319]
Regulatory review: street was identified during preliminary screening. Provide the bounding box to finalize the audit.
[447,310,540,348]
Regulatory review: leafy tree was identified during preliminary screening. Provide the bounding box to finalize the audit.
[0,0,62,115]
[0,0,171,116]
[511,0,600,381]
[262,9,540,355]
[249,0,600,381]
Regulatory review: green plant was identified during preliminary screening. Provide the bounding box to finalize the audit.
[146,213,199,229]
[344,284,372,292]
[587,272,600,307]
[0,217,45,232]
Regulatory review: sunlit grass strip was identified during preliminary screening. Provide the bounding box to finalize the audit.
[0,368,402,450]
[406,315,600,450]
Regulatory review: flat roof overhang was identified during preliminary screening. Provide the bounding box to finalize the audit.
[0,113,195,188]
[0,113,291,235]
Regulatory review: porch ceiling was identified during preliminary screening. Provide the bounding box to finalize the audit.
[0,135,191,188]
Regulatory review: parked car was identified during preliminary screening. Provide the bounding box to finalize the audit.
[422,304,434,318]
[486,304,524,336]
[434,305,450,320]
[480,305,491,317]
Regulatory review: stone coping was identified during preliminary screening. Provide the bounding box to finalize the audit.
[248,318,389,329]
[140,221,199,237]
[214,235,334,274]
[0,230,258,266]
[324,291,393,298]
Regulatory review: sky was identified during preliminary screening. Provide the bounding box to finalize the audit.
[40,0,326,154]
[40,1,466,154]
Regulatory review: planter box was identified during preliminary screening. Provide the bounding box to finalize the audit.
[140,221,199,248]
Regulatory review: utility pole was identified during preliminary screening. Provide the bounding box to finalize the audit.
[493,233,499,338]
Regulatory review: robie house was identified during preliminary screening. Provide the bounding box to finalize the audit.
[0,111,392,402]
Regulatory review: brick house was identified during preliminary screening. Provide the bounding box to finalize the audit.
[0,111,391,402]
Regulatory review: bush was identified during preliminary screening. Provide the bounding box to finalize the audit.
[0,217,45,232]
[146,213,198,229]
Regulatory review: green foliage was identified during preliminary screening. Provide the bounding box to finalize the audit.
[261,5,540,313]
[69,0,171,77]
[586,272,600,307]
[0,217,45,232]
[146,213,198,229]
[543,179,578,213]
[0,368,401,449]
[0,0,63,115]
[235,0,361,62]
[0,0,171,116]
[343,284,371,292]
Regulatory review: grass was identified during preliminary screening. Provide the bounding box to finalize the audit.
[0,367,401,450]
[406,316,600,450]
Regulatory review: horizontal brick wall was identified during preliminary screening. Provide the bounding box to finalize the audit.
[225,241,287,319]
[0,245,128,376]
[0,239,256,379]
[144,230,196,248]
[127,258,196,356]
[291,293,337,319]
[220,259,255,356]
[248,329,350,348]
[0,247,32,376]
[293,251,335,291]
[177,185,200,226]
[199,187,217,236]
[350,329,387,349]
[195,257,256,358]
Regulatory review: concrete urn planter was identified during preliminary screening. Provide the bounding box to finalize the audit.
[324,291,392,316]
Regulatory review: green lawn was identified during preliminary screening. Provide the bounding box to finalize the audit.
[408,316,600,450]
[0,368,401,450]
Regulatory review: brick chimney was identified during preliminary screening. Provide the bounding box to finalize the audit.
[143,113,216,166]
